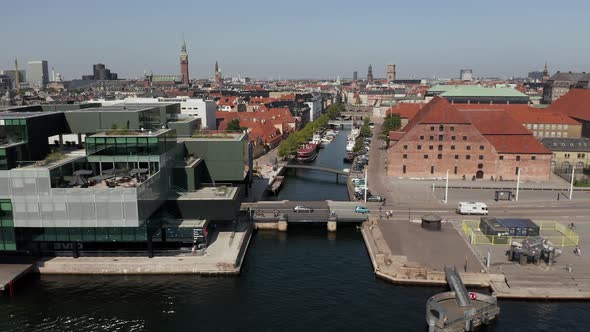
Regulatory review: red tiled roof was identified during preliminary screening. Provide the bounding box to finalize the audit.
[403,97,469,131]
[547,88,590,122]
[386,103,424,119]
[388,131,405,141]
[485,135,551,154]
[454,103,580,125]
[459,110,532,135]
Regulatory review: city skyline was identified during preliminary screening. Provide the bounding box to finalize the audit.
[1,0,590,80]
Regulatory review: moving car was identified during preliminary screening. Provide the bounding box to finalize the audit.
[355,206,370,214]
[293,205,314,213]
[367,195,386,203]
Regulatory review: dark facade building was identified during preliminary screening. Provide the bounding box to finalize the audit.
[81,63,118,80]
[367,64,373,83]
[0,103,251,256]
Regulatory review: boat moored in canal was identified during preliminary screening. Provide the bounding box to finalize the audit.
[297,143,319,162]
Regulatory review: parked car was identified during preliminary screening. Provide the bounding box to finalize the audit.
[367,195,386,203]
[355,206,370,214]
[293,205,314,213]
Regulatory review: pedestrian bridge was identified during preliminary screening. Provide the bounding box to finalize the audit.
[284,164,349,176]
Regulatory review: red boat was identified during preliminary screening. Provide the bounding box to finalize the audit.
[297,143,318,162]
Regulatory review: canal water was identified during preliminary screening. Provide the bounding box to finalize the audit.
[273,127,350,201]
[2,127,590,331]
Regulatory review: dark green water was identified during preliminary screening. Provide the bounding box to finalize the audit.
[2,128,590,331]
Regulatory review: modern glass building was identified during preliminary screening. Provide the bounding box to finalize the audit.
[0,104,251,257]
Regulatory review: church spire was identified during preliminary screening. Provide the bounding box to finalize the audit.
[181,33,187,53]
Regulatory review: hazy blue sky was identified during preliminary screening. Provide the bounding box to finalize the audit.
[1,0,589,80]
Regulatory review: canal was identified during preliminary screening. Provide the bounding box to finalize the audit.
[273,127,350,201]
[2,127,590,331]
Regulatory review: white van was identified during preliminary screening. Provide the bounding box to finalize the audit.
[456,202,488,215]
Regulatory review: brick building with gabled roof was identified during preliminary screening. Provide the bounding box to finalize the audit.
[387,97,551,181]
[547,89,590,137]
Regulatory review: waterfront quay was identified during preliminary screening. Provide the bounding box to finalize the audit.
[359,118,590,300]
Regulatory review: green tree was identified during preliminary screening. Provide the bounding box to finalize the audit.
[360,124,371,138]
[227,118,241,131]
[352,139,364,154]
[380,113,401,147]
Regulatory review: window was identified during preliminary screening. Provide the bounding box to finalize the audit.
[533,131,538,136]
[539,124,544,130]
[429,145,433,150]
[564,132,568,137]
[515,166,520,175]
[429,136,434,141]
[417,145,422,150]
[450,126,455,131]
[451,145,455,150]
[438,145,443,151]
[557,132,562,137]
[551,132,556,137]
[466,145,471,150]
[499,155,504,160]
[526,124,532,129]
[533,124,538,129]
[479,155,484,160]
[516,156,521,161]
[479,145,484,150]
[419,135,424,140]
[454,155,459,160]
[437,154,442,159]
[463,136,467,141]
[454,166,458,174]
[477,163,483,169]
[403,165,406,174]
[564,125,569,130]
[451,136,456,141]
[430,126,435,131]
[431,166,435,174]
[565,153,570,158]
[403,145,408,150]
[424,155,429,159]
[466,155,471,160]
[439,124,444,131]
[403,154,407,159]
[557,124,562,130]
[531,156,536,160]
[438,135,443,141]
[551,124,556,130]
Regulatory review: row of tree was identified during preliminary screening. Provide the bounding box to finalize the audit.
[277,103,345,158]
[379,113,402,147]
[353,118,372,154]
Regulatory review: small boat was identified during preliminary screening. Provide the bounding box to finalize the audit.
[297,143,319,162]
[343,152,354,163]
[311,134,321,145]
[342,168,350,173]
[346,141,355,152]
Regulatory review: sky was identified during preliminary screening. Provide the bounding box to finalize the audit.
[1,0,589,80]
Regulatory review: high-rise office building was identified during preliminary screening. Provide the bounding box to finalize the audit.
[353,71,358,81]
[28,60,49,89]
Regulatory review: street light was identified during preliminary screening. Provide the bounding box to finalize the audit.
[570,166,575,200]
[444,169,449,204]
[515,167,521,201]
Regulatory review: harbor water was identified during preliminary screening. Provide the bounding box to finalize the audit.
[2,127,590,331]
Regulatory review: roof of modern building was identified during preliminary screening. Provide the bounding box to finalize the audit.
[439,85,528,98]
[540,137,590,152]
[547,89,590,122]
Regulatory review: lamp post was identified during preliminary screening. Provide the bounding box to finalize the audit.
[515,167,520,202]
[364,168,368,203]
[444,169,449,204]
[570,166,575,200]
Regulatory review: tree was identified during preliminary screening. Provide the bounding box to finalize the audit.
[380,113,402,148]
[352,139,364,154]
[227,118,241,131]
[360,124,371,138]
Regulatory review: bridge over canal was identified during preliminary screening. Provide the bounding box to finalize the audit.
[241,200,369,230]
[283,164,349,183]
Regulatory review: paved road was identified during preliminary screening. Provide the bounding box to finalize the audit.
[244,200,369,223]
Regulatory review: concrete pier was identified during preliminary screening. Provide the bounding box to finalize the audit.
[278,220,288,232]
[36,222,253,276]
